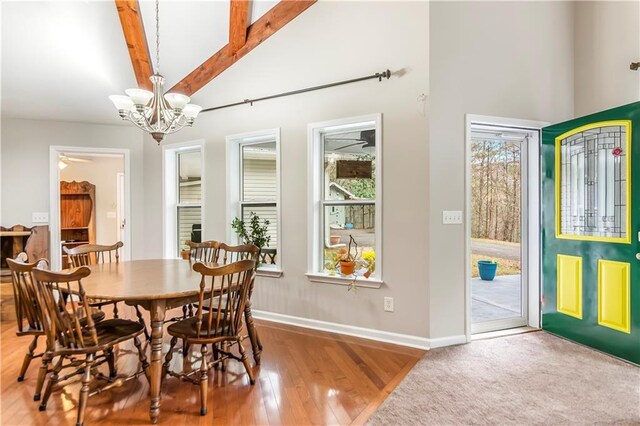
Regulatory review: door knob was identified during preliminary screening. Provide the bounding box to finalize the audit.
[636,253,640,261]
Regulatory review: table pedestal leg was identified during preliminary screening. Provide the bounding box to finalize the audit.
[148,300,166,424]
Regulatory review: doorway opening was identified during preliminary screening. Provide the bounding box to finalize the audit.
[465,116,544,335]
[49,147,131,270]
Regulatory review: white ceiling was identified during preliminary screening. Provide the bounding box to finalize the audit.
[1,0,277,124]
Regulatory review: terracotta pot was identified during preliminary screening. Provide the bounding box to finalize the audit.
[181,249,190,260]
[339,260,356,275]
[329,235,341,245]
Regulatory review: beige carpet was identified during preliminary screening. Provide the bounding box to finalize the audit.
[368,332,640,425]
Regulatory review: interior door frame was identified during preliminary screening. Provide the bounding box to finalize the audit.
[49,146,131,269]
[464,114,548,341]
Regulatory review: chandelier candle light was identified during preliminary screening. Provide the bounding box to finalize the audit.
[109,0,201,144]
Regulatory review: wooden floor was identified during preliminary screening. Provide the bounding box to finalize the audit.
[0,306,424,425]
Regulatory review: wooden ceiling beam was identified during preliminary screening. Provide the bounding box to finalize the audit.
[170,0,316,96]
[115,0,153,90]
[229,0,250,55]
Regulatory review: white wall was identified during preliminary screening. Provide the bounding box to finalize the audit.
[574,1,640,116]
[0,118,145,258]
[429,1,575,339]
[60,156,124,245]
[143,1,431,339]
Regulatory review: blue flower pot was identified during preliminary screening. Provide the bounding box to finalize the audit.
[478,260,498,281]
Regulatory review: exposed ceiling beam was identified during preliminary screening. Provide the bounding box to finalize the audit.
[170,0,316,96]
[115,0,153,90]
[229,0,250,55]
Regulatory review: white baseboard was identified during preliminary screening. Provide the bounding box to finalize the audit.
[252,309,467,350]
[428,334,468,348]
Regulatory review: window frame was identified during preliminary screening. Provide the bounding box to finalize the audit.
[226,129,282,277]
[306,114,383,288]
[162,140,205,259]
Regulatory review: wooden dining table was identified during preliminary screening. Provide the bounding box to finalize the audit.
[66,259,210,424]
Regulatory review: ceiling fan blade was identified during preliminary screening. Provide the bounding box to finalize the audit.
[334,142,366,151]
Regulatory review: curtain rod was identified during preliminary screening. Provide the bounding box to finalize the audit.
[201,69,391,113]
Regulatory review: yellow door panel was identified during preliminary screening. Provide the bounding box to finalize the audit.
[557,254,582,319]
[598,260,631,334]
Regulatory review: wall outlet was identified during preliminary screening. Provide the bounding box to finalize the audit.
[442,210,463,225]
[384,297,394,312]
[32,212,49,223]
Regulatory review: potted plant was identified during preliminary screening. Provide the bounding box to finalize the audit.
[180,246,190,260]
[336,235,358,275]
[231,212,271,250]
[478,260,498,281]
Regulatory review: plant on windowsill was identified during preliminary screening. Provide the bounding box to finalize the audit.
[335,234,358,276]
[347,249,376,292]
[231,212,271,254]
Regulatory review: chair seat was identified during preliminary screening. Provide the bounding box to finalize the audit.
[167,314,232,340]
[85,318,144,347]
[81,309,106,326]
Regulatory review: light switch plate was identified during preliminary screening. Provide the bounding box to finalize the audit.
[32,212,49,223]
[442,210,463,225]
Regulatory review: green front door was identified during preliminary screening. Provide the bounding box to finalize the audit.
[542,101,640,364]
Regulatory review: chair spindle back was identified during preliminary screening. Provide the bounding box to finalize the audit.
[6,254,49,333]
[63,241,123,267]
[193,259,256,339]
[32,267,99,350]
[186,240,219,263]
[218,243,260,265]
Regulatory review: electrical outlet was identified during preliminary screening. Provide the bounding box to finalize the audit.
[384,297,394,312]
[32,212,49,223]
[442,210,463,225]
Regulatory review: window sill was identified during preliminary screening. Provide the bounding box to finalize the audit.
[256,267,283,278]
[305,273,383,288]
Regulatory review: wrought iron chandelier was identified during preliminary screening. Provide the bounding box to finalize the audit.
[109,0,201,144]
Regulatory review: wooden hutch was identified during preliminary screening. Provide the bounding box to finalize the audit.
[60,181,96,268]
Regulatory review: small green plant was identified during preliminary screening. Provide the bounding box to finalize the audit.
[231,212,271,248]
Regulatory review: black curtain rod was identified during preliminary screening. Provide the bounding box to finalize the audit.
[201,69,391,113]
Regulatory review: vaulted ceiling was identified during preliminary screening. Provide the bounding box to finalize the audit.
[1,0,314,125]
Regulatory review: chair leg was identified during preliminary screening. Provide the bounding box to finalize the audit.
[212,343,219,370]
[134,305,150,341]
[244,305,262,365]
[112,302,119,319]
[199,344,208,416]
[133,335,150,381]
[39,357,64,410]
[106,348,117,379]
[18,335,39,381]
[76,353,94,426]
[34,352,52,401]
[163,336,178,374]
[237,339,255,385]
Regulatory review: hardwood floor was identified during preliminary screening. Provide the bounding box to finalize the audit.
[0,306,424,425]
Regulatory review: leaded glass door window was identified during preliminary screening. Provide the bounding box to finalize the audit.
[556,121,631,243]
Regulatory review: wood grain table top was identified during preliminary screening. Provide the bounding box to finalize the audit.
[65,259,210,301]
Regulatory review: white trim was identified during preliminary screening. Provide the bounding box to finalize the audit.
[464,115,547,341]
[307,114,383,281]
[161,139,205,259]
[256,268,283,278]
[49,146,131,270]
[226,128,282,272]
[305,272,383,288]
[252,309,431,350]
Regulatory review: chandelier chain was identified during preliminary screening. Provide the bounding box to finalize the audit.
[155,0,160,73]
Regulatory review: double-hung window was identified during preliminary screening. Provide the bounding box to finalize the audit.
[307,115,383,287]
[227,130,281,275]
[176,150,202,255]
[163,142,204,258]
